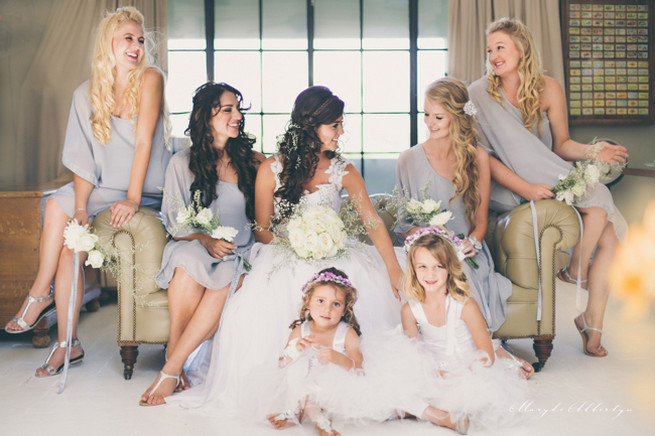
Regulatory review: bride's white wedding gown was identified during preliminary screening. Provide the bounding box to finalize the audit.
[167,154,404,411]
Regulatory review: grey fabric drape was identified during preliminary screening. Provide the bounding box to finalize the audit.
[448,0,564,87]
[7,0,166,185]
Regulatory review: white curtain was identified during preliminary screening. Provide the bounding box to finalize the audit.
[448,0,564,87]
[10,0,167,185]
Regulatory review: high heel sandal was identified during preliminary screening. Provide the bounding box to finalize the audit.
[4,290,55,334]
[139,371,180,406]
[575,314,608,357]
[557,267,588,288]
[36,339,84,377]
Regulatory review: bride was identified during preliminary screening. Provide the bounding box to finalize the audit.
[167,86,405,410]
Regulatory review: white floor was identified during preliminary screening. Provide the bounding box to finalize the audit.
[1,280,653,436]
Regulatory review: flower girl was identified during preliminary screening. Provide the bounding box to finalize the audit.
[267,268,363,436]
[401,228,528,433]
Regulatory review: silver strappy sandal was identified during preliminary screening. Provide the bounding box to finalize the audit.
[5,290,55,334]
[36,339,84,377]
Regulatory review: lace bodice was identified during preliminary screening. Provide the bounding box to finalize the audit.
[271,153,350,214]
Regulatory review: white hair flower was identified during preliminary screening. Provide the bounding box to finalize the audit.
[463,100,477,116]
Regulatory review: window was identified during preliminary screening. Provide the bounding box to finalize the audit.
[167,0,448,193]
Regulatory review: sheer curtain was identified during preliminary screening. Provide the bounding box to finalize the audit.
[11,0,167,185]
[448,0,564,87]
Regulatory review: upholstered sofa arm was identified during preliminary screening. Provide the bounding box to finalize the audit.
[489,200,580,288]
[93,207,169,342]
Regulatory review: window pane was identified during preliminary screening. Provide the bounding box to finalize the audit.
[214,51,262,112]
[170,113,190,141]
[341,114,362,154]
[417,114,429,144]
[363,51,410,112]
[244,113,262,152]
[262,52,308,112]
[417,50,449,109]
[262,0,307,49]
[314,0,360,49]
[168,0,205,49]
[418,0,448,49]
[313,51,362,112]
[167,51,207,113]
[363,114,410,153]
[363,154,400,194]
[362,0,409,49]
[262,114,290,154]
[215,0,260,49]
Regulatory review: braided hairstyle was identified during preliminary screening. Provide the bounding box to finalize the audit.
[186,82,259,220]
[275,86,345,212]
[290,267,361,336]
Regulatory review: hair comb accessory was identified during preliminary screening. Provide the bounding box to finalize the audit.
[301,271,353,293]
[463,100,477,116]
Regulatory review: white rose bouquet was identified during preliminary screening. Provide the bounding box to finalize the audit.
[63,220,109,269]
[402,197,454,227]
[175,190,239,243]
[286,205,347,260]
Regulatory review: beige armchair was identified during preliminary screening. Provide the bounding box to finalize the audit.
[93,207,169,379]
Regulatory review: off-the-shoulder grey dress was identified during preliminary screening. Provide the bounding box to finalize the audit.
[468,77,627,238]
[395,144,512,332]
[51,80,170,216]
[155,147,255,291]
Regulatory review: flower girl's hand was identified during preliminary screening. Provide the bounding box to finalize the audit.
[200,235,236,259]
[296,335,319,351]
[316,348,340,365]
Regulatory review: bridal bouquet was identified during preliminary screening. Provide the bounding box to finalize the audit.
[63,220,109,269]
[175,190,239,242]
[287,205,347,260]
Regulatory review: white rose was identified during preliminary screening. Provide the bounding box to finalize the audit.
[63,220,87,251]
[429,211,453,227]
[421,199,440,214]
[303,232,319,257]
[407,198,422,214]
[195,208,213,226]
[211,226,238,242]
[557,191,575,206]
[571,182,586,198]
[311,218,328,234]
[78,232,99,252]
[584,164,601,185]
[176,207,192,225]
[288,227,305,251]
[316,232,335,259]
[85,250,105,268]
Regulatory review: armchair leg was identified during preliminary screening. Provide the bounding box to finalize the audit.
[32,317,51,348]
[119,343,139,380]
[532,336,554,372]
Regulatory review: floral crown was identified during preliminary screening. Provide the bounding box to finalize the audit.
[403,226,465,255]
[463,100,477,116]
[301,271,354,293]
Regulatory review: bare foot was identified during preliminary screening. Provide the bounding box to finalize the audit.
[496,346,535,379]
[140,372,178,405]
[267,413,298,430]
[5,290,53,332]
[35,343,83,376]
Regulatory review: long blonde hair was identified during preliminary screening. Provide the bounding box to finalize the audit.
[403,233,470,303]
[90,7,152,145]
[485,17,546,136]
[425,77,480,231]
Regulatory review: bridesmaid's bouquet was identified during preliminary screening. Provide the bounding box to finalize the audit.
[63,220,110,269]
[402,197,454,227]
[175,190,239,242]
[287,205,347,260]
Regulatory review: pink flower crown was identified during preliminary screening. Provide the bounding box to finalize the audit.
[301,271,354,293]
[403,226,464,253]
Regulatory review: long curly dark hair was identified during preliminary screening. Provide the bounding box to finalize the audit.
[275,86,345,209]
[186,82,259,220]
[290,267,361,336]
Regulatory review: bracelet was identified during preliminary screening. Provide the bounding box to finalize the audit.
[75,208,86,212]
[467,236,482,253]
